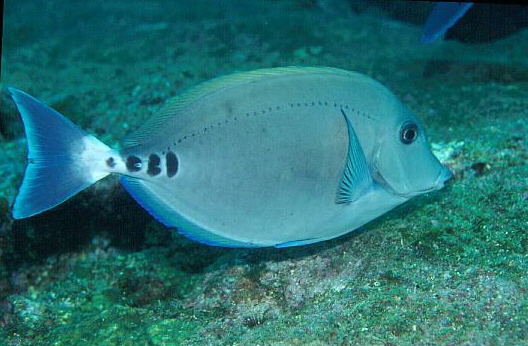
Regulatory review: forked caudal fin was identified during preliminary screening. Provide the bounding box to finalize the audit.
[8,87,114,219]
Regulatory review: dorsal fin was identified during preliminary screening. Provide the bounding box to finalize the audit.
[336,109,373,204]
[123,66,364,148]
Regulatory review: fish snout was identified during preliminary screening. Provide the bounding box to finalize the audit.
[407,166,453,197]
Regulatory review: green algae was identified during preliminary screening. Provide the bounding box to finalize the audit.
[1,0,528,344]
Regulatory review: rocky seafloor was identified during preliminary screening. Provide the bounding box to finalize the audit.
[1,0,527,344]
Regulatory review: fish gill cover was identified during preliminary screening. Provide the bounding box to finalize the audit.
[0,0,527,344]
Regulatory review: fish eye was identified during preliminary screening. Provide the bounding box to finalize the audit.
[400,121,418,144]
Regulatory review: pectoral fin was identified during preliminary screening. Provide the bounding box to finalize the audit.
[336,109,373,204]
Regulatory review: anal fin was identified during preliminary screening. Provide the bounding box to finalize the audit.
[120,176,260,248]
[274,238,320,248]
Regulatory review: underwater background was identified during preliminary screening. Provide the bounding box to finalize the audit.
[1,0,527,344]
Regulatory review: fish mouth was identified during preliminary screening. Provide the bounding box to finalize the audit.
[433,166,454,189]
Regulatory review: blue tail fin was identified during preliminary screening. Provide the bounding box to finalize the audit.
[8,87,113,219]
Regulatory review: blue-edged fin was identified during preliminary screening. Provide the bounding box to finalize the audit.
[421,2,473,44]
[120,176,260,248]
[8,87,112,219]
[336,109,373,204]
[275,238,320,248]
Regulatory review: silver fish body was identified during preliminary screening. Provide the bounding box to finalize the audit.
[9,67,451,248]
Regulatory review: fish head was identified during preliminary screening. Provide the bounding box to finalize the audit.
[371,102,452,198]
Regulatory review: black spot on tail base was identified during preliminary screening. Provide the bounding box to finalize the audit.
[147,154,161,176]
[126,156,142,172]
[106,157,116,168]
[166,151,178,177]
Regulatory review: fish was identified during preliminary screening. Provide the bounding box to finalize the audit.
[421,2,474,44]
[8,67,452,248]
